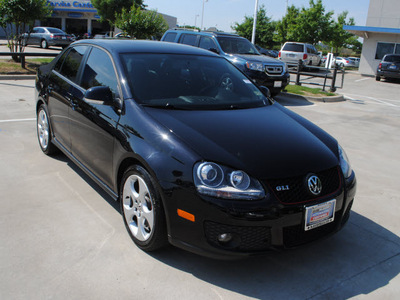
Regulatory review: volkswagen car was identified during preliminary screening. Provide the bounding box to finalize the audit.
[35,40,356,258]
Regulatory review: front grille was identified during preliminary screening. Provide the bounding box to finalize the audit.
[204,221,271,252]
[283,215,339,248]
[265,167,341,204]
[265,65,283,75]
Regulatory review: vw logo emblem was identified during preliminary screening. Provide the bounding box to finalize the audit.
[307,175,322,196]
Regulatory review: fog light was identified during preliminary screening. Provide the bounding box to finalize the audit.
[217,233,233,243]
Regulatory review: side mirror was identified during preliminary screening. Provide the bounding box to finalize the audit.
[84,86,113,105]
[259,86,271,98]
[208,48,219,54]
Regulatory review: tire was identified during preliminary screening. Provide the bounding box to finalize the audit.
[120,165,168,251]
[375,75,381,81]
[37,105,58,155]
[40,39,48,49]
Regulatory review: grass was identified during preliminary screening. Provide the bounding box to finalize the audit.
[0,58,54,74]
[284,84,337,97]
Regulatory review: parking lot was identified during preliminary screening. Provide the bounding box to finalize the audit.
[0,76,399,299]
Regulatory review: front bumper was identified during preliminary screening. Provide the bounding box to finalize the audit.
[164,169,356,259]
[247,71,290,95]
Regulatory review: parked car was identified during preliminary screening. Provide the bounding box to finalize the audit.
[279,42,321,67]
[22,27,74,49]
[35,39,356,258]
[255,45,278,58]
[161,30,289,96]
[376,54,400,81]
[335,57,356,68]
[347,57,360,67]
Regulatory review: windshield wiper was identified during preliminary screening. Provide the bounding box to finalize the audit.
[141,103,190,110]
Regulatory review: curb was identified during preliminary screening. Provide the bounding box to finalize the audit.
[279,92,345,103]
[0,74,36,80]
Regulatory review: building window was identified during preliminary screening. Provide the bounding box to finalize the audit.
[375,42,400,59]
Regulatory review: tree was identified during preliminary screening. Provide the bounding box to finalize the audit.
[0,0,52,60]
[91,0,145,26]
[274,5,300,45]
[114,7,168,40]
[275,0,333,45]
[232,5,276,48]
[326,11,356,54]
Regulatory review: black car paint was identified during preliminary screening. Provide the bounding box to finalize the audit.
[36,40,356,258]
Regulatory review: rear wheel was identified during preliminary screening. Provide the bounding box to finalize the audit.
[37,105,57,155]
[375,75,381,81]
[40,39,48,49]
[120,165,168,251]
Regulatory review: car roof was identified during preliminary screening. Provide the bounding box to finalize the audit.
[72,39,221,56]
[165,29,240,38]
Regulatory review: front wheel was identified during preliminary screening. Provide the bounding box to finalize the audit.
[120,165,168,251]
[37,105,58,155]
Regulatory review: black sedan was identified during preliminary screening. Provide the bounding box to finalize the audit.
[376,54,400,81]
[35,40,356,258]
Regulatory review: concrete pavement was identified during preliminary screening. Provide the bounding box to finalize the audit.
[0,78,399,299]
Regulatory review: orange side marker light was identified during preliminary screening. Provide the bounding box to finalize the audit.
[177,209,195,222]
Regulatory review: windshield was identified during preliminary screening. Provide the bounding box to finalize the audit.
[121,54,268,110]
[216,37,259,55]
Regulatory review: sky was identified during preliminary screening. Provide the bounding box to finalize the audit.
[145,0,370,32]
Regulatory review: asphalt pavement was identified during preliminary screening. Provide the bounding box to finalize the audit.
[0,76,399,299]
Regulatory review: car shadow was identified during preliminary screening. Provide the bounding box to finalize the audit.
[50,152,120,212]
[148,212,399,299]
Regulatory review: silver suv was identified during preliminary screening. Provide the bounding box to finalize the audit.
[279,42,321,67]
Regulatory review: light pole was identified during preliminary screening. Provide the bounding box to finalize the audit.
[201,0,208,30]
[251,0,259,44]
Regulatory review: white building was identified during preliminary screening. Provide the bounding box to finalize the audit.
[344,0,400,76]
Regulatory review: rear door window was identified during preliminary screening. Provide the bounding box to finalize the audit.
[58,46,88,83]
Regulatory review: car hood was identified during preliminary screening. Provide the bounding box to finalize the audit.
[142,104,339,179]
[231,54,283,65]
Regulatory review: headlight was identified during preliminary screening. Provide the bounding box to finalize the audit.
[194,162,265,200]
[246,61,264,72]
[338,145,352,178]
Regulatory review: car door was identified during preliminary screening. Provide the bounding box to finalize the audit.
[69,46,121,188]
[47,45,88,151]
[28,28,39,45]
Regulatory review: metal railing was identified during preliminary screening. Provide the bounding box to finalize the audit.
[288,60,345,92]
[0,52,59,69]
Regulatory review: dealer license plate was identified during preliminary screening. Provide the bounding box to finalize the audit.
[274,81,282,87]
[304,199,336,231]
[389,65,397,70]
